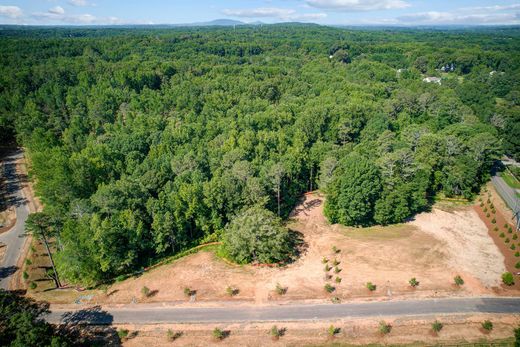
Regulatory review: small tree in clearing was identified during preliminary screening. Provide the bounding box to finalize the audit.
[454,275,464,286]
[226,286,239,296]
[502,272,515,286]
[270,325,282,340]
[212,328,225,341]
[141,286,150,298]
[481,320,493,333]
[275,283,287,295]
[409,278,419,288]
[328,325,340,338]
[324,283,335,293]
[366,282,376,291]
[379,321,391,335]
[431,320,443,334]
[184,287,193,297]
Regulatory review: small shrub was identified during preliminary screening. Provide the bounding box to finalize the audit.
[491,218,496,224]
[516,252,520,257]
[513,234,518,240]
[332,246,340,254]
[334,266,341,274]
[454,275,464,286]
[324,264,331,272]
[30,245,36,253]
[332,259,340,266]
[490,203,494,209]
[487,198,491,203]
[226,286,239,296]
[481,320,493,332]
[493,227,499,232]
[141,286,150,298]
[478,197,482,202]
[504,223,509,228]
[270,325,282,340]
[328,325,340,337]
[511,244,516,250]
[184,287,193,297]
[505,238,510,243]
[118,329,129,340]
[166,329,182,342]
[322,257,329,264]
[409,278,419,287]
[379,321,391,335]
[502,272,515,286]
[324,283,335,293]
[483,207,488,212]
[22,271,29,280]
[275,283,287,295]
[335,276,342,283]
[366,282,376,291]
[212,328,225,341]
[25,259,32,266]
[480,202,484,207]
[29,282,37,290]
[431,320,443,333]
[508,226,513,233]
[486,213,490,218]
[499,232,505,238]
[515,262,520,269]
[331,296,341,304]
[492,209,496,214]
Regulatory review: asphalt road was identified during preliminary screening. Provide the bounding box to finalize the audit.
[0,149,29,289]
[46,297,520,325]
[492,173,520,219]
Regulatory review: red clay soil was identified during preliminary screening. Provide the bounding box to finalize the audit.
[474,195,520,292]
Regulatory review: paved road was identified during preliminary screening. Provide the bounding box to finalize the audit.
[0,149,29,289]
[46,297,520,325]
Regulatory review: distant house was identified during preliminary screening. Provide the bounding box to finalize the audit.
[422,77,442,85]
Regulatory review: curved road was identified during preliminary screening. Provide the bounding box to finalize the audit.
[46,297,520,325]
[0,149,29,289]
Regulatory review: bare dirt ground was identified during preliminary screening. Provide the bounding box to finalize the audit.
[35,192,512,306]
[117,314,519,347]
[0,157,16,234]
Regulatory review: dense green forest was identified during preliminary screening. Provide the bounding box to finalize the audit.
[0,25,518,285]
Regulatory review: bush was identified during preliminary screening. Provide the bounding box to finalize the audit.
[184,287,193,297]
[22,271,29,280]
[506,238,510,243]
[502,272,515,286]
[270,325,281,339]
[513,234,518,240]
[431,320,443,333]
[324,283,335,293]
[166,329,182,342]
[494,227,499,232]
[366,282,376,291]
[25,259,32,266]
[334,266,341,274]
[484,207,488,212]
[328,325,340,337]
[454,275,464,286]
[491,218,496,224]
[141,286,150,297]
[499,232,505,238]
[226,286,239,296]
[322,257,329,264]
[324,264,331,272]
[486,213,490,218]
[222,206,292,264]
[212,328,225,340]
[516,262,520,269]
[29,282,37,290]
[332,246,340,254]
[275,283,287,295]
[331,296,340,304]
[118,329,129,340]
[490,203,494,209]
[509,226,513,233]
[504,223,509,228]
[492,209,496,214]
[481,320,493,332]
[516,252,520,257]
[512,244,516,250]
[335,276,342,283]
[379,321,391,335]
[409,278,419,287]
[332,259,340,266]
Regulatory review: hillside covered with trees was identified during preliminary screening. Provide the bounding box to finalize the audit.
[0,25,518,284]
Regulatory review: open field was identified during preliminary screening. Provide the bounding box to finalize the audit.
[116,314,519,347]
[27,192,515,305]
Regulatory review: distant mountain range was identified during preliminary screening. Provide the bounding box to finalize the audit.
[174,19,263,27]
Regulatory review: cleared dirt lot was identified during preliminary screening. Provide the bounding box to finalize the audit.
[40,192,510,306]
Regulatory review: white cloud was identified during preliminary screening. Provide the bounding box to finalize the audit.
[68,0,92,7]
[31,11,123,24]
[222,7,326,21]
[462,4,520,12]
[48,6,65,15]
[305,0,410,11]
[396,11,520,25]
[0,5,23,18]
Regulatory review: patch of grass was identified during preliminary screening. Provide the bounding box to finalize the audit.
[118,329,129,340]
[501,169,520,189]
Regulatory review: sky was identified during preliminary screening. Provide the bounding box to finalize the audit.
[0,0,519,26]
